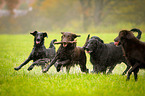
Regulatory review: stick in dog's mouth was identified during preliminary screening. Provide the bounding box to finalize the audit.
[54,40,77,47]
[54,40,77,44]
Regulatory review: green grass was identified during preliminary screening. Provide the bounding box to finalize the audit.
[0,33,145,96]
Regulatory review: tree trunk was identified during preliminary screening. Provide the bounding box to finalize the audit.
[80,0,92,31]
[93,0,104,26]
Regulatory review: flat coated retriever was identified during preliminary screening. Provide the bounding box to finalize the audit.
[85,28,141,74]
[114,28,145,81]
[14,31,57,71]
[42,32,89,73]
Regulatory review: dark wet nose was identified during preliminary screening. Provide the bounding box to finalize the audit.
[37,39,40,41]
[85,46,89,51]
[114,37,119,42]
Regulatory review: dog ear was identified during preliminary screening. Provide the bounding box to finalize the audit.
[61,32,64,34]
[30,31,37,36]
[100,39,104,43]
[73,34,81,38]
[43,32,48,38]
[76,35,81,37]
[126,32,134,39]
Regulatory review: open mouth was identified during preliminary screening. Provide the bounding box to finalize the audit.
[63,43,68,47]
[114,41,119,46]
[36,41,41,44]
[54,40,77,48]
[86,50,92,53]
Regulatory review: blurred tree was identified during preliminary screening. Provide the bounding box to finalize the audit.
[106,0,145,24]
[37,0,80,29]
[0,0,5,9]
[0,0,145,34]
[79,0,92,31]
[80,0,111,31]
[5,0,20,15]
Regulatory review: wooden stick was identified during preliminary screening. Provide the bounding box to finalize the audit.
[54,40,77,44]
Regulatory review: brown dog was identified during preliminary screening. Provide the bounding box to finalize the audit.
[42,32,89,73]
[114,29,145,81]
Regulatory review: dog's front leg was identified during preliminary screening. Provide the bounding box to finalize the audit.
[56,59,70,72]
[14,55,32,71]
[122,64,130,75]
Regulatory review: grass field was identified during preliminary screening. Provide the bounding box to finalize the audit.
[0,33,145,96]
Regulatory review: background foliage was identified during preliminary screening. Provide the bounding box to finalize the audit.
[0,0,145,34]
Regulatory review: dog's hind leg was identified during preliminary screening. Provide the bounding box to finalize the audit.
[107,64,116,74]
[27,63,37,71]
[122,64,130,75]
[92,65,98,73]
[27,60,41,71]
[42,54,59,73]
[134,67,139,81]
[79,62,89,73]
[66,65,71,73]
[41,65,46,70]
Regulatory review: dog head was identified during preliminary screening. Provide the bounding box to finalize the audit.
[90,36,104,43]
[61,32,80,47]
[85,38,99,53]
[85,36,104,53]
[30,31,48,46]
[114,30,134,46]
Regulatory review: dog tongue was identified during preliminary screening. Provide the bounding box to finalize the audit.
[63,43,67,47]
[114,41,119,45]
[87,51,91,53]
[36,41,40,44]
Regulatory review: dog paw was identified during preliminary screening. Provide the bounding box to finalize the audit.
[91,71,95,73]
[107,72,112,75]
[126,78,130,81]
[42,69,47,73]
[14,67,20,71]
[122,72,126,75]
[27,67,32,71]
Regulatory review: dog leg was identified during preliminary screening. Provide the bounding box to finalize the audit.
[14,58,31,70]
[126,63,140,81]
[122,65,130,75]
[134,67,139,81]
[66,65,71,74]
[42,54,58,73]
[107,65,116,74]
[27,63,37,71]
[56,59,70,72]
[79,63,89,73]
[41,65,46,70]
[92,65,98,73]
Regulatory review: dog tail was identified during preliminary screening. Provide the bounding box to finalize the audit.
[82,34,90,49]
[130,28,142,39]
[49,39,57,48]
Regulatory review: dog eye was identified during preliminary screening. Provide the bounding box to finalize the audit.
[90,42,93,44]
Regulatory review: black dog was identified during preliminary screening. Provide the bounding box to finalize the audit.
[114,29,145,81]
[42,32,89,73]
[85,28,141,74]
[14,31,57,71]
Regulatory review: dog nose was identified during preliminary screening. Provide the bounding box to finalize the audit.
[85,47,89,51]
[37,39,40,41]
